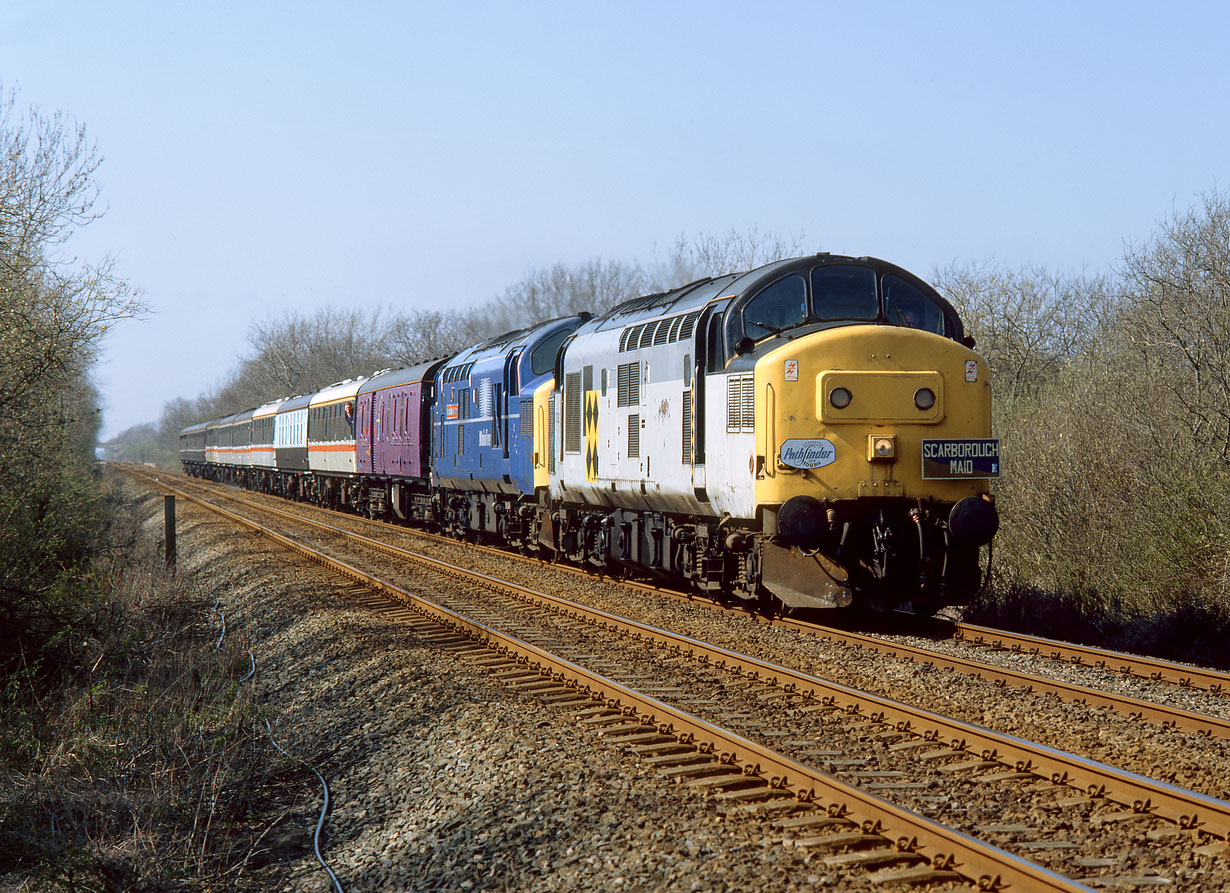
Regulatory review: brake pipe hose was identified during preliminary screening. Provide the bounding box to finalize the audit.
[221,607,341,890]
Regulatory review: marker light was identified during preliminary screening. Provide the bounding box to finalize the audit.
[873,437,896,459]
[914,387,936,410]
[829,387,852,409]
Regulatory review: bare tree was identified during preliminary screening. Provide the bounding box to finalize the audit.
[0,86,104,274]
[933,262,1114,402]
[0,85,142,466]
[487,229,810,333]
[490,258,647,329]
[241,306,396,397]
[649,226,809,288]
[385,307,497,367]
[1,86,141,678]
[1121,189,1230,462]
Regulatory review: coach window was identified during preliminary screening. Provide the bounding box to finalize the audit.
[811,265,878,321]
[742,274,807,340]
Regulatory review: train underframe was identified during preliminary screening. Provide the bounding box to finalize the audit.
[182,462,992,615]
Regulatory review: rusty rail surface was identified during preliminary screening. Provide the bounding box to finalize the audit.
[949,621,1229,693]
[771,616,1230,740]
[134,469,1230,845]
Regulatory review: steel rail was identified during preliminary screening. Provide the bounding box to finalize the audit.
[141,470,1230,843]
[770,616,1230,740]
[133,472,1093,893]
[949,621,1229,693]
[158,469,1230,742]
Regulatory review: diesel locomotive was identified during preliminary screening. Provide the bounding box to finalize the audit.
[181,253,999,615]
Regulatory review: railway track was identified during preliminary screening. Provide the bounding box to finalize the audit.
[946,622,1227,693]
[127,467,1230,889]
[172,469,1229,698]
[148,468,1230,739]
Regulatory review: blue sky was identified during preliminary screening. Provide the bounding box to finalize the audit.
[4,2,1227,439]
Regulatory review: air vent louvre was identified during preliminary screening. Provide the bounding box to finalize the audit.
[564,372,581,453]
[682,391,692,464]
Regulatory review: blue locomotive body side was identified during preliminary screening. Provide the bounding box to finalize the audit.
[432,316,583,499]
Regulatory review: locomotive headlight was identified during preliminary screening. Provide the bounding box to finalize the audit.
[829,387,852,409]
[914,387,936,410]
[869,435,897,461]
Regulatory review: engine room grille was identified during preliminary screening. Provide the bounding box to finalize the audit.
[519,398,532,438]
[627,413,640,458]
[548,392,556,473]
[726,374,755,432]
[564,372,582,453]
[617,309,705,353]
[617,361,640,407]
[681,390,692,465]
[679,310,701,340]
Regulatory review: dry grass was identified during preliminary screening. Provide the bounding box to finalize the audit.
[0,492,309,892]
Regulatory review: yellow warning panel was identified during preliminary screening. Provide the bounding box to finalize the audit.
[584,390,599,481]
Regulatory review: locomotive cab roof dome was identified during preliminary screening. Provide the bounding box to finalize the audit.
[724,254,966,356]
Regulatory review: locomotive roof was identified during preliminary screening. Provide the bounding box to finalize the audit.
[577,253,961,336]
[441,313,587,370]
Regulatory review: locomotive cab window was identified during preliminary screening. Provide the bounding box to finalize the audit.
[811,265,878,321]
[531,327,571,377]
[883,274,947,335]
[742,274,806,340]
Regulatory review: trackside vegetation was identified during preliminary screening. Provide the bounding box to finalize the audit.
[936,195,1230,666]
[0,88,296,891]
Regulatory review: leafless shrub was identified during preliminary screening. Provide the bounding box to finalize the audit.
[1121,190,1230,462]
[648,226,809,288]
[951,199,1230,654]
[933,262,1115,403]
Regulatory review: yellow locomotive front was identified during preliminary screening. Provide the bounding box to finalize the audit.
[723,255,999,614]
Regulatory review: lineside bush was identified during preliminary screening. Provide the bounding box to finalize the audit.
[942,193,1230,668]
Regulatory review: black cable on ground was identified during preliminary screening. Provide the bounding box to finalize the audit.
[211,587,343,891]
[263,718,344,893]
